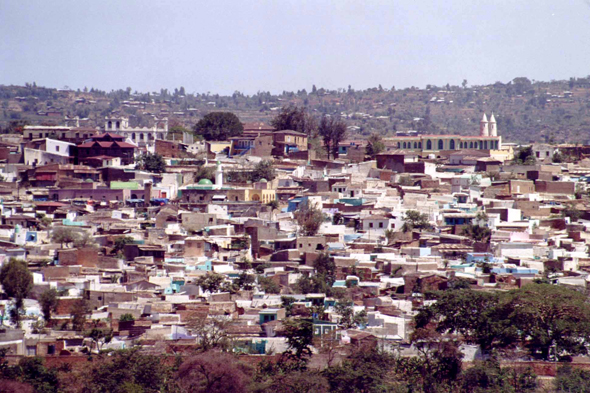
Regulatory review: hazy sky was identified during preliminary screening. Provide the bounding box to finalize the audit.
[2,1,590,95]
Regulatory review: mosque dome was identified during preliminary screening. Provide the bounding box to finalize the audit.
[198,178,213,185]
[259,178,268,183]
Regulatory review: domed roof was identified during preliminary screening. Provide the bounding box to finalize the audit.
[84,178,94,183]
[198,178,213,185]
[259,178,268,183]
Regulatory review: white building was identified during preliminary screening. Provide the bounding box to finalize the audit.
[104,117,168,148]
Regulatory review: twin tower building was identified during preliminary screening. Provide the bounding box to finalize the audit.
[480,113,498,137]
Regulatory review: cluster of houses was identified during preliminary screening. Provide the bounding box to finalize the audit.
[1,114,590,361]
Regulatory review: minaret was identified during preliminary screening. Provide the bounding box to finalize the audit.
[215,160,223,189]
[480,113,489,137]
[489,113,497,137]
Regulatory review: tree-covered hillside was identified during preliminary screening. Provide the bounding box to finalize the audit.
[2,76,590,143]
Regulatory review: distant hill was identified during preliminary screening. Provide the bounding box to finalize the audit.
[2,76,590,143]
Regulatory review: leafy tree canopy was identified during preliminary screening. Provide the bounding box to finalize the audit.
[270,105,317,136]
[366,133,385,159]
[251,160,276,182]
[0,258,33,326]
[135,152,166,173]
[294,200,325,236]
[193,111,243,141]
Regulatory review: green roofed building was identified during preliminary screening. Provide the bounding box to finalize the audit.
[110,181,141,190]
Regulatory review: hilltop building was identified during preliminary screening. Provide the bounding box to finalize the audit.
[104,116,169,148]
[384,113,502,153]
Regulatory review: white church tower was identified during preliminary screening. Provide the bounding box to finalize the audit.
[480,113,489,137]
[215,160,223,189]
[489,113,497,137]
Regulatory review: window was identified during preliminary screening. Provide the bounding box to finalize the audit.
[48,345,55,355]
[426,140,432,150]
[438,140,444,150]
[56,146,60,152]
[369,222,373,228]
[450,140,455,150]
[379,222,384,228]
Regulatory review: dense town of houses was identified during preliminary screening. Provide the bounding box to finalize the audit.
[2,112,590,362]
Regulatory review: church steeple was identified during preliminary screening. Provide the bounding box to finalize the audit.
[480,113,489,137]
[489,112,497,137]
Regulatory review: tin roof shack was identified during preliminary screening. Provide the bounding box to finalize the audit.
[123,244,165,264]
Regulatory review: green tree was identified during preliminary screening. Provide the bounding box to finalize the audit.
[401,210,432,232]
[38,288,58,322]
[313,253,336,286]
[562,203,582,222]
[513,146,536,165]
[112,236,134,255]
[318,115,347,159]
[294,201,324,236]
[70,299,90,331]
[323,347,396,393]
[16,356,60,393]
[267,199,279,211]
[193,165,215,183]
[195,273,225,293]
[462,359,537,393]
[461,224,492,243]
[119,313,135,322]
[135,152,166,173]
[258,275,280,294]
[0,258,33,327]
[270,105,317,136]
[554,365,590,393]
[236,272,255,290]
[73,231,97,249]
[415,288,517,355]
[82,349,172,393]
[51,227,78,248]
[193,112,244,141]
[365,133,385,159]
[251,160,276,182]
[335,301,367,329]
[87,327,113,352]
[282,318,314,367]
[185,315,230,352]
[506,284,590,361]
